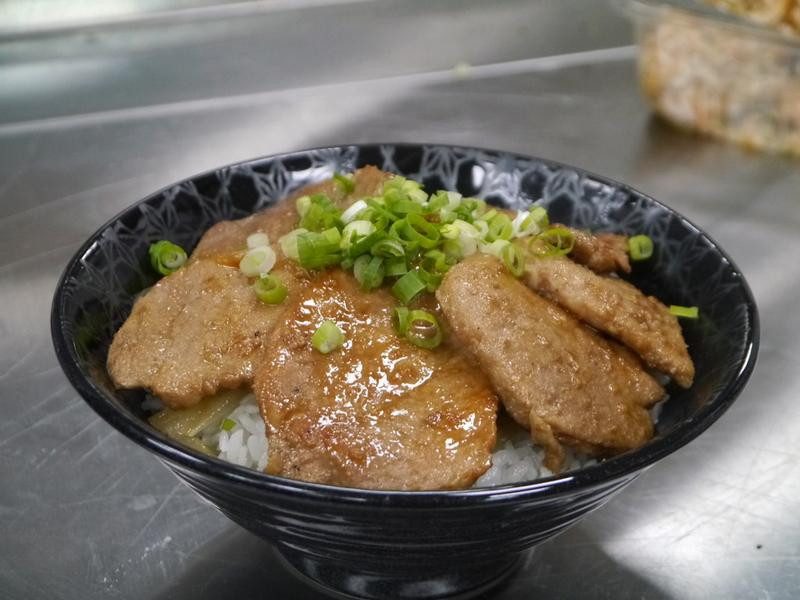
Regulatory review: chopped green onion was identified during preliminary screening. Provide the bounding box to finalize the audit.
[333,172,356,194]
[388,197,425,216]
[538,227,575,255]
[354,255,385,291]
[629,234,654,261]
[392,214,441,250]
[529,206,549,230]
[385,256,408,277]
[312,320,345,354]
[370,238,405,258]
[418,266,443,292]
[441,219,479,241]
[502,243,525,277]
[365,198,398,227]
[295,195,312,217]
[486,213,513,242]
[253,274,288,304]
[298,194,341,232]
[405,309,442,349]
[239,245,277,277]
[383,176,428,204]
[392,270,426,304]
[340,220,376,249]
[247,232,270,249]
[221,418,236,431]
[441,238,465,262]
[278,228,308,260]
[423,249,450,274]
[149,240,188,276]
[394,307,411,334]
[346,230,387,258]
[480,208,498,223]
[479,239,510,258]
[511,211,542,238]
[341,199,368,224]
[670,305,699,319]
[297,230,342,269]
[473,219,489,238]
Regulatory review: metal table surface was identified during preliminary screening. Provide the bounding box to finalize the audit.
[1,3,799,599]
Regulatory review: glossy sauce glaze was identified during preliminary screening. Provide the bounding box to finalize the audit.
[253,269,499,490]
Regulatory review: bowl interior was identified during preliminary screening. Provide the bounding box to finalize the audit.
[52,143,758,494]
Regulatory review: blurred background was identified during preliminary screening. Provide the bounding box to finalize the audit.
[1,1,798,599]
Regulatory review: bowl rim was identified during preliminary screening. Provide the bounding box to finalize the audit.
[51,142,760,507]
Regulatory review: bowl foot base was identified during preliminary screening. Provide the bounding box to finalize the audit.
[275,548,525,600]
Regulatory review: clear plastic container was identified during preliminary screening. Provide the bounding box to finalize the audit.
[623,0,800,156]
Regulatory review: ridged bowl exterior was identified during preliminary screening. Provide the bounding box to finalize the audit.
[52,144,758,599]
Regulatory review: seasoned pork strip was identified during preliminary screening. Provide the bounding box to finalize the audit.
[437,255,664,472]
[521,253,694,388]
[563,226,631,274]
[254,270,498,490]
[191,165,390,265]
[108,259,307,408]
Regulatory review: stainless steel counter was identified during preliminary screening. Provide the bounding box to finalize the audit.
[1,2,798,598]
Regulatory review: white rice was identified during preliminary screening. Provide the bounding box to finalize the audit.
[474,415,596,487]
[184,395,594,485]
[198,394,268,471]
[149,393,664,486]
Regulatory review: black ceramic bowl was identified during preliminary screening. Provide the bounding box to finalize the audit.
[52,144,758,600]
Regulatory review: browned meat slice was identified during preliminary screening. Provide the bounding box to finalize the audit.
[436,255,664,472]
[253,270,498,490]
[191,166,391,264]
[521,254,694,388]
[108,259,307,408]
[562,226,631,274]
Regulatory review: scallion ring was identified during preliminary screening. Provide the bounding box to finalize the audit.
[669,305,699,319]
[296,230,342,269]
[333,172,356,194]
[392,270,426,304]
[385,256,408,277]
[394,307,411,335]
[538,227,575,255]
[246,232,270,249]
[295,195,312,217]
[340,220,376,250]
[312,320,346,354]
[502,243,525,277]
[370,238,405,258]
[148,240,187,276]
[341,199,368,224]
[239,245,276,277]
[405,309,443,349]
[486,213,513,242]
[354,255,385,291]
[529,206,549,229]
[253,274,288,304]
[629,234,654,261]
[278,228,308,261]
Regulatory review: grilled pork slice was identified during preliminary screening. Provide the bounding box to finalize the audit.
[191,165,390,265]
[522,254,694,388]
[564,226,631,274]
[254,270,498,490]
[436,255,664,472]
[108,259,307,408]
